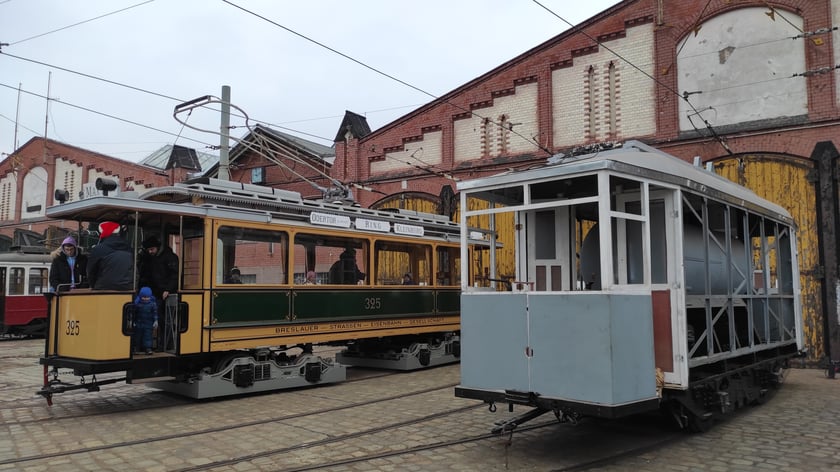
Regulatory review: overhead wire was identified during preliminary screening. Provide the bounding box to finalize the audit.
[0,52,334,143]
[0,81,214,148]
[6,0,156,46]
[221,0,558,160]
[172,97,349,197]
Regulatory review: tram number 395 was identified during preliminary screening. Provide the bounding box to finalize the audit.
[364,297,381,310]
[65,320,81,336]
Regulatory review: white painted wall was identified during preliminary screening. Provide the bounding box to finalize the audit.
[373,130,442,174]
[553,23,655,147]
[454,82,538,162]
[0,174,17,221]
[53,160,83,205]
[21,166,47,219]
[677,7,807,131]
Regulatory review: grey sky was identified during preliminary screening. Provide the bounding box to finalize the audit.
[1,0,618,162]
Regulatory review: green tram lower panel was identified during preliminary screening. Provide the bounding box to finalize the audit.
[211,288,459,324]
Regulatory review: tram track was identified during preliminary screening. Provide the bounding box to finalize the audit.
[173,411,685,471]
[0,379,461,468]
[0,366,400,425]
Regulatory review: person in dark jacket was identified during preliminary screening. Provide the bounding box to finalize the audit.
[87,221,134,290]
[132,286,158,355]
[138,235,179,349]
[49,236,88,292]
[138,235,179,302]
[328,248,365,285]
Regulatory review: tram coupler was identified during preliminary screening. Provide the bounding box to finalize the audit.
[491,407,550,434]
[37,375,126,404]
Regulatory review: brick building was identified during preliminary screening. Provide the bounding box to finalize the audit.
[0,137,201,249]
[322,0,840,361]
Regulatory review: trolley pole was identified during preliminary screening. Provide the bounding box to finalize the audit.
[812,141,840,377]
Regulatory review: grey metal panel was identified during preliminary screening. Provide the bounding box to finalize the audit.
[460,293,529,391]
[527,293,656,405]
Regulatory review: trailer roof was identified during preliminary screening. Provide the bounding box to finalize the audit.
[456,141,793,223]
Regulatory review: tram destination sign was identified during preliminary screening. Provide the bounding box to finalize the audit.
[355,218,390,232]
[310,211,424,237]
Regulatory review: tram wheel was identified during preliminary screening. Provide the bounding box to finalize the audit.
[213,352,248,374]
[688,414,714,433]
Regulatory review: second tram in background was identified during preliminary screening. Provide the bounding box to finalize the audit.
[39,178,489,402]
[0,248,51,337]
[455,141,803,432]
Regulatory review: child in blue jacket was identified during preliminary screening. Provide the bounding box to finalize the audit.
[133,286,158,355]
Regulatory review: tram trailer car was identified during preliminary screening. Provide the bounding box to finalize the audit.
[0,250,51,337]
[39,178,487,403]
[455,141,804,432]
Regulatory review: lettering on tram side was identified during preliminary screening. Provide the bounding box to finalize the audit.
[275,325,320,334]
[274,317,455,334]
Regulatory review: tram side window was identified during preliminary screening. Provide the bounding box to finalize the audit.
[29,268,48,294]
[435,247,461,286]
[217,226,288,285]
[373,241,431,285]
[9,267,24,295]
[293,234,368,285]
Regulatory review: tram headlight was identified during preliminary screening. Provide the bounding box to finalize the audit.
[54,189,69,204]
[95,177,118,196]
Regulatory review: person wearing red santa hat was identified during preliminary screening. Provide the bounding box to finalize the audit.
[86,221,134,290]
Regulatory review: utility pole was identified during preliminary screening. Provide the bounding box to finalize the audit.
[13,82,21,151]
[43,71,51,163]
[218,85,231,181]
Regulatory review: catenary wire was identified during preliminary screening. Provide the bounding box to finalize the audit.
[8,0,156,46]
[220,0,557,157]
[0,81,214,148]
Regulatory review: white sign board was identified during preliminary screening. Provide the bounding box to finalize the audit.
[310,212,351,228]
[355,218,391,233]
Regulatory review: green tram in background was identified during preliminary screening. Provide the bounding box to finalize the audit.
[39,178,489,402]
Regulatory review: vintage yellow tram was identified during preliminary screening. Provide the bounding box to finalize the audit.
[40,178,487,401]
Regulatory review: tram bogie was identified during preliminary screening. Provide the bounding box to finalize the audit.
[336,333,461,370]
[39,178,487,402]
[455,141,804,432]
[144,351,346,399]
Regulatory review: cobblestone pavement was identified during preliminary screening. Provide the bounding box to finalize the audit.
[1,339,838,471]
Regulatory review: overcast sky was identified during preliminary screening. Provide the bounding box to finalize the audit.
[1,0,619,163]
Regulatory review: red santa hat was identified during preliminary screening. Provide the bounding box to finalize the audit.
[98,221,120,239]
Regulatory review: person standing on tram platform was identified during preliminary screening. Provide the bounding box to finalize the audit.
[87,221,134,291]
[50,236,88,292]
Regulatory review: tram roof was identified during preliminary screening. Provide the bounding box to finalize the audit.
[46,178,466,241]
[457,141,793,224]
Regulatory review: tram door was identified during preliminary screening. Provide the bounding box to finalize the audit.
[524,207,574,291]
[646,190,686,387]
